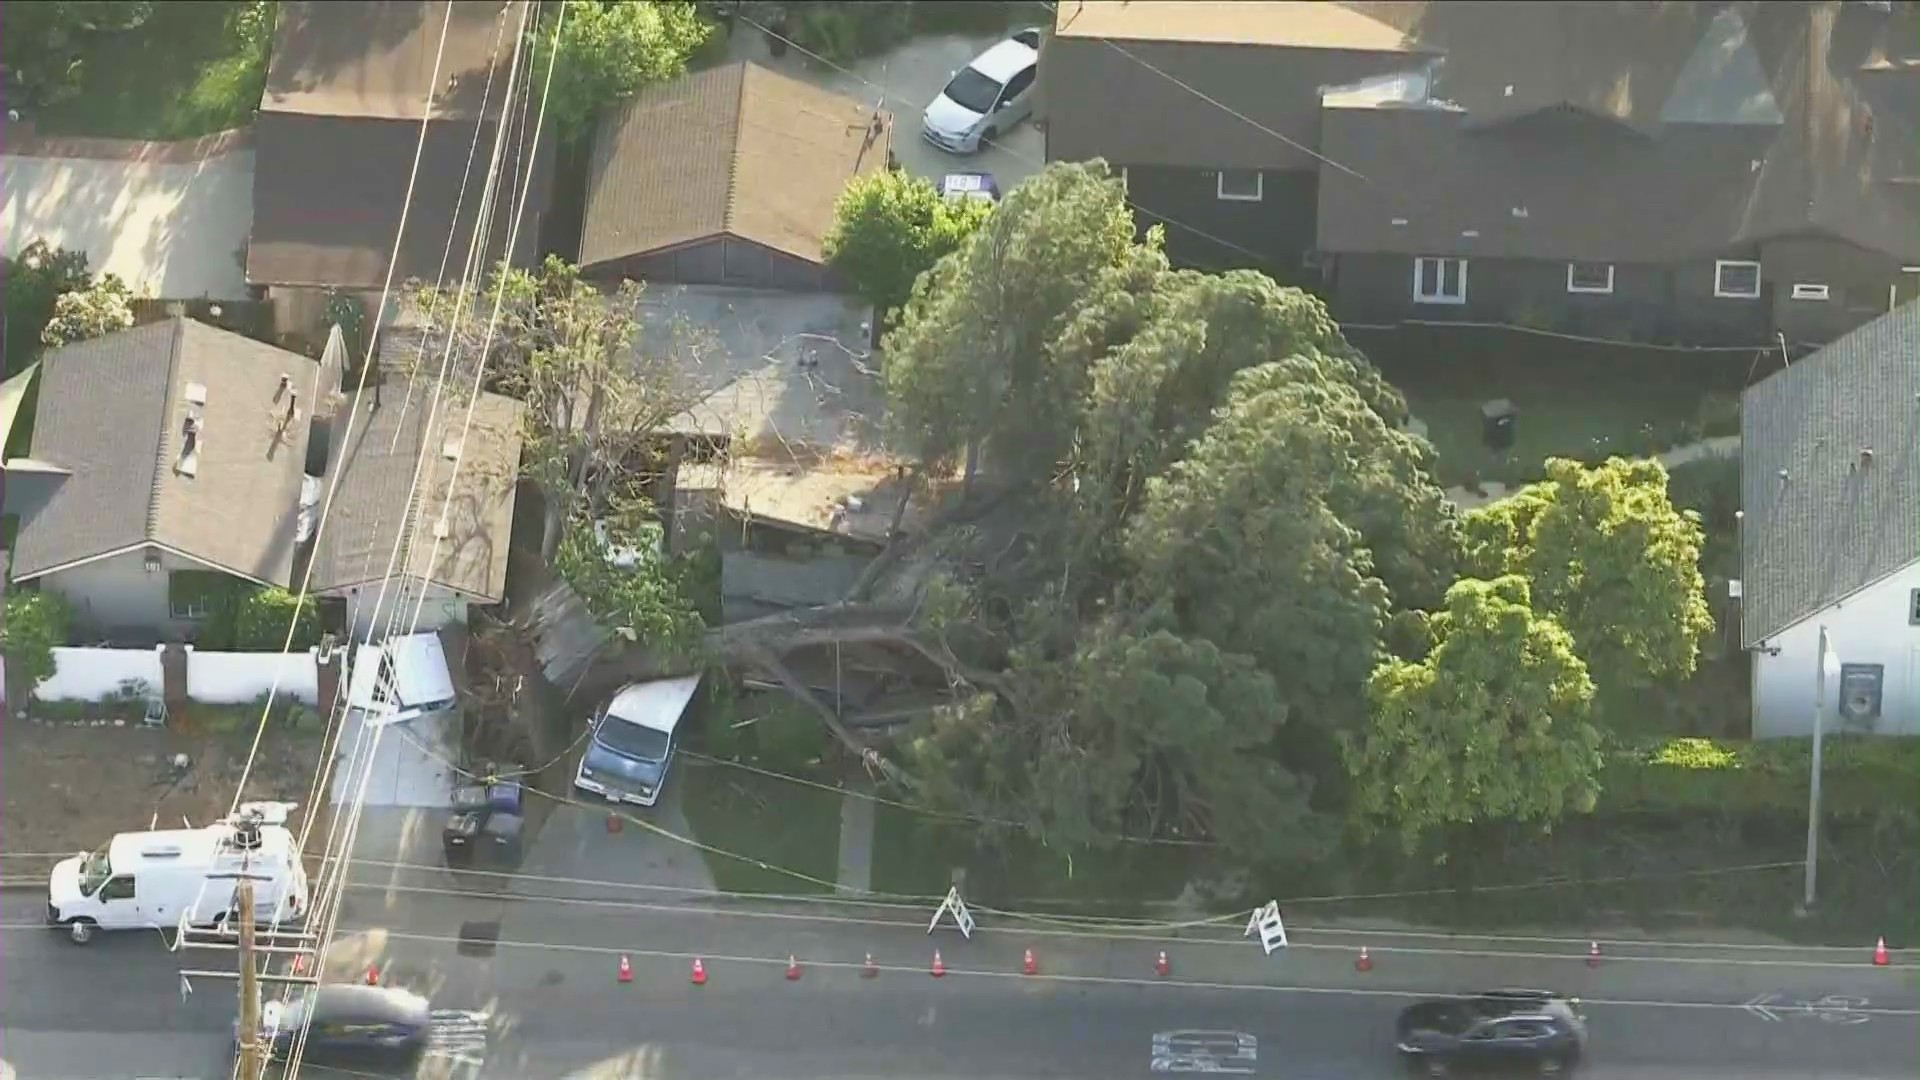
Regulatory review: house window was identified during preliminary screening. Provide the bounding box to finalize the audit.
[1566,262,1615,294]
[1790,283,1830,301]
[1714,259,1762,299]
[167,569,226,620]
[1413,256,1468,305]
[1216,169,1263,202]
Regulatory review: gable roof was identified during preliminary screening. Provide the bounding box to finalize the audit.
[307,339,523,603]
[248,0,550,290]
[1740,301,1920,646]
[264,0,527,121]
[11,318,320,584]
[578,62,890,271]
[1041,2,1426,170]
[1315,2,1920,264]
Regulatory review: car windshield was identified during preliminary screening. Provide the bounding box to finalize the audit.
[942,67,1003,114]
[595,716,670,762]
[78,847,112,893]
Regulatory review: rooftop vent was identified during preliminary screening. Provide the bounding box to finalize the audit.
[177,416,203,477]
[285,391,299,423]
[184,382,209,406]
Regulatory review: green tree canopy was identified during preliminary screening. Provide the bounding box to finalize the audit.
[1,1,154,109]
[534,0,712,145]
[1345,575,1601,848]
[552,500,702,657]
[3,241,91,375]
[2,590,71,694]
[232,587,323,653]
[823,168,992,322]
[1464,456,1713,705]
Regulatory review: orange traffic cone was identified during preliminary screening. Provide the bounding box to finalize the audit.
[1355,946,1373,973]
[291,954,309,975]
[1874,938,1890,967]
[860,952,879,979]
[931,949,946,978]
[786,955,802,981]
[617,954,633,983]
[1022,948,1037,976]
[1154,950,1170,977]
[1585,941,1601,968]
[364,963,379,986]
[690,957,708,985]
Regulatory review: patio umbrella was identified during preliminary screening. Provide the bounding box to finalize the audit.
[319,322,348,396]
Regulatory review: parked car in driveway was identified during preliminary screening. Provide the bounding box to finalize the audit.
[1395,989,1587,1075]
[573,674,704,808]
[922,28,1042,154]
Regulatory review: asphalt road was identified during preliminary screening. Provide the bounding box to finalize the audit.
[4,886,1916,1080]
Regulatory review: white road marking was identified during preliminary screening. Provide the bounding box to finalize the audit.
[1151,1030,1256,1074]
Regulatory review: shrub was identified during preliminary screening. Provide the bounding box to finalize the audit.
[40,273,136,347]
[232,587,322,652]
[2,590,71,693]
[2,241,91,373]
[1598,735,1920,822]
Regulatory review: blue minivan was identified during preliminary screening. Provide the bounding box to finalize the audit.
[574,674,704,808]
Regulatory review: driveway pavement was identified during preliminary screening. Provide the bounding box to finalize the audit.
[720,29,1045,194]
[0,127,253,300]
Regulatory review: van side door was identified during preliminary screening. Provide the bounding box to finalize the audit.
[94,875,143,928]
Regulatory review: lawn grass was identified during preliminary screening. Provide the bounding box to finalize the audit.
[677,760,844,894]
[34,1,271,140]
[870,805,1203,911]
[1351,326,1746,490]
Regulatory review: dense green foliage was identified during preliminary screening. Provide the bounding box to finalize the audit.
[824,169,993,323]
[1601,736,1920,822]
[0,1,155,109]
[1464,457,1713,703]
[3,242,92,376]
[1346,576,1601,848]
[534,0,713,144]
[231,587,323,653]
[552,507,703,657]
[2,591,72,692]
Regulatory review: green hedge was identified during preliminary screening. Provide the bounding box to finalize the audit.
[1598,736,1919,820]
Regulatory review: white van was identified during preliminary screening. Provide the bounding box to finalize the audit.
[47,802,309,944]
[348,632,457,727]
[574,674,702,808]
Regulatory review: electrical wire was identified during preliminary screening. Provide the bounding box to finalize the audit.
[729,9,1284,273]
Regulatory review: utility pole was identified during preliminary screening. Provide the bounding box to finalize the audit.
[236,876,263,1080]
[1803,625,1832,911]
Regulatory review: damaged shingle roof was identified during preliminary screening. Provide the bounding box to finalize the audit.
[12,318,319,584]
[1740,302,1920,645]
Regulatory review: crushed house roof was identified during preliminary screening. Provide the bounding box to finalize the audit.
[1315,1,1920,263]
[11,318,320,584]
[578,62,891,271]
[1740,301,1920,646]
[307,343,524,602]
[248,0,551,289]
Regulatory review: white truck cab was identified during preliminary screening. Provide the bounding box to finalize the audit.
[348,632,457,727]
[47,801,308,944]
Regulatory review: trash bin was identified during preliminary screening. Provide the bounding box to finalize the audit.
[485,778,524,818]
[451,783,491,814]
[480,811,525,869]
[1481,398,1518,452]
[442,811,484,870]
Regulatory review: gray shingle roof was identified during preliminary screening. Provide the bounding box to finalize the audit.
[12,318,320,583]
[307,349,524,603]
[1740,301,1920,645]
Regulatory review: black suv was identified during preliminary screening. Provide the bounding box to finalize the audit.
[1396,989,1587,1076]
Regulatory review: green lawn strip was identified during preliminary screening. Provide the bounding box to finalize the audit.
[869,804,1201,913]
[35,2,269,140]
[677,760,843,895]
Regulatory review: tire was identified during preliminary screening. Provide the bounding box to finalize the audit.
[66,918,96,945]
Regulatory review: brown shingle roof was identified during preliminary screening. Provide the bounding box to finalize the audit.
[12,319,319,584]
[1315,2,1920,263]
[578,62,890,270]
[1040,3,1425,170]
[264,0,527,121]
[248,112,550,289]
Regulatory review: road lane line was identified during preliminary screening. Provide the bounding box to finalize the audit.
[349,926,1920,1017]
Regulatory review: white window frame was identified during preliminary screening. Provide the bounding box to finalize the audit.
[1714,259,1762,299]
[1413,256,1468,305]
[1789,282,1830,301]
[1566,262,1615,295]
[1216,169,1263,202]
